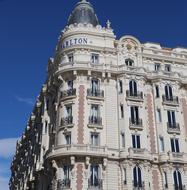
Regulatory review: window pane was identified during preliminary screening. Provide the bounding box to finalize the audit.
[168,111,172,125]
[137,135,141,149]
[175,139,180,153]
[132,135,136,148]
[156,86,159,98]
[171,139,175,152]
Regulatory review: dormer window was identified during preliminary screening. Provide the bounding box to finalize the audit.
[165,64,171,72]
[68,54,74,63]
[125,58,134,67]
[91,54,99,64]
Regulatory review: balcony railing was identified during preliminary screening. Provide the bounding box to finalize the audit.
[87,89,104,99]
[129,118,143,129]
[167,123,180,134]
[57,179,71,190]
[61,116,73,126]
[126,90,143,101]
[174,185,186,190]
[132,181,145,190]
[89,116,102,126]
[61,89,76,100]
[162,95,179,106]
[88,179,103,190]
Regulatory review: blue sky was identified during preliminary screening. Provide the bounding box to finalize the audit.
[0,0,187,189]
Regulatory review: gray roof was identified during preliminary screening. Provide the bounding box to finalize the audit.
[67,0,99,26]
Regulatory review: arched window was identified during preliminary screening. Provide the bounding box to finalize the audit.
[165,85,173,100]
[129,80,138,96]
[133,166,142,187]
[173,170,183,189]
[125,58,134,66]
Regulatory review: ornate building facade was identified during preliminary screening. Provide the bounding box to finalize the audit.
[10,0,187,189]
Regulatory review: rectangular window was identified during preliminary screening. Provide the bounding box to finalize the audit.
[156,109,162,123]
[119,80,123,94]
[91,54,99,64]
[91,104,99,117]
[120,104,124,119]
[91,79,99,93]
[165,64,171,72]
[155,63,161,71]
[121,133,125,148]
[64,165,70,180]
[159,136,165,152]
[91,133,100,146]
[130,106,139,124]
[155,85,160,98]
[65,133,71,145]
[90,165,99,186]
[90,104,101,125]
[132,134,141,149]
[67,80,73,90]
[170,138,180,153]
[68,54,74,63]
[65,105,72,117]
[167,110,176,127]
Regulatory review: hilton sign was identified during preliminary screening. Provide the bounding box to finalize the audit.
[62,37,89,49]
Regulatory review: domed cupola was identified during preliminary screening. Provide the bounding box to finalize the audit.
[67,0,99,27]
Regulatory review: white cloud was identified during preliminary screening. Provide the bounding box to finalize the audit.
[0,138,18,159]
[15,95,34,106]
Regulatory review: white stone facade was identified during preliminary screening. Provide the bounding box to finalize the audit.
[10,1,187,190]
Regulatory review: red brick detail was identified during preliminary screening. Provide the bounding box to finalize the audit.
[77,85,85,144]
[76,164,83,190]
[147,94,157,154]
[181,98,187,137]
[152,170,160,190]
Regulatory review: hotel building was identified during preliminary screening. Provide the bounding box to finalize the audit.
[10,0,187,189]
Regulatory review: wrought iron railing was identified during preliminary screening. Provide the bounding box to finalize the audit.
[57,179,71,190]
[129,118,143,127]
[89,116,102,126]
[87,89,104,98]
[88,179,103,190]
[61,89,76,99]
[167,122,180,133]
[126,90,143,100]
[162,95,179,105]
[61,116,73,126]
[132,181,145,190]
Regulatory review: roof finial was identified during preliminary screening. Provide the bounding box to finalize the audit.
[106,20,111,29]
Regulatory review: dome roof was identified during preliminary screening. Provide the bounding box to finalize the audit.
[67,0,99,27]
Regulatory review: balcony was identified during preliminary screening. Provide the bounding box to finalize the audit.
[125,148,150,160]
[173,185,186,190]
[88,116,103,129]
[167,123,180,134]
[162,95,179,106]
[57,179,71,190]
[168,152,187,163]
[46,144,108,159]
[129,118,143,130]
[60,89,76,101]
[87,89,104,100]
[126,91,144,102]
[60,116,73,128]
[88,179,103,190]
[133,181,145,190]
